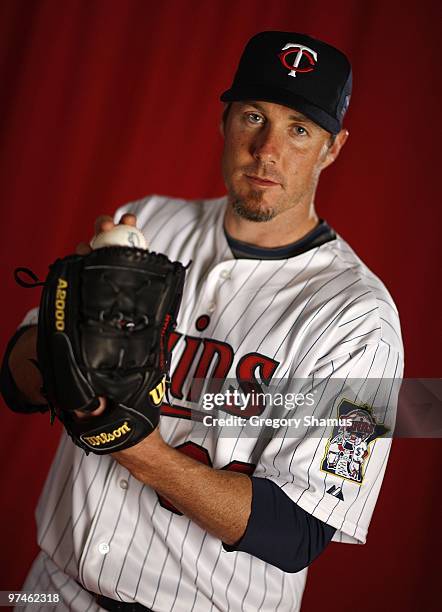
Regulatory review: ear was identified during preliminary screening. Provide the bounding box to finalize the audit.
[320,129,349,170]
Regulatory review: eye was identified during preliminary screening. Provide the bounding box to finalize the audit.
[293,125,308,137]
[245,112,264,125]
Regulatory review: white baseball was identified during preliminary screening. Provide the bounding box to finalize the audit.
[90,225,148,250]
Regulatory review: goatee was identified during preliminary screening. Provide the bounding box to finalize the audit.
[231,198,276,222]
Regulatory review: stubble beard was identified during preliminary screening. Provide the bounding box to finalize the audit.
[230,191,278,223]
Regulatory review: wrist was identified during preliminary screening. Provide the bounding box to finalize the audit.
[113,428,170,482]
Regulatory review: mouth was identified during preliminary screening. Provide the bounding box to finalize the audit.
[244,174,281,188]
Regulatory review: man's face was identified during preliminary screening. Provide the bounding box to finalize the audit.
[221,101,345,222]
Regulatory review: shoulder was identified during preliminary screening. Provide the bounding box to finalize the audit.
[115,194,226,231]
[302,234,403,366]
[114,194,227,258]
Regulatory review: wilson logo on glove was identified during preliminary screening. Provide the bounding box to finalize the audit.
[149,376,166,405]
[55,278,68,331]
[81,421,132,448]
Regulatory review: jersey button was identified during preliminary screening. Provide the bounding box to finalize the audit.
[98,542,110,555]
[207,302,216,313]
[220,270,231,279]
[119,479,128,489]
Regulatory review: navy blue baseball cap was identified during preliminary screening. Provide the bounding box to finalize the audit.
[221,31,352,134]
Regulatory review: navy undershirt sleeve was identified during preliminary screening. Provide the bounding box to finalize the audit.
[0,325,48,414]
[223,477,336,573]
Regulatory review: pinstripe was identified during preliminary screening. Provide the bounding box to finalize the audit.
[161,405,192,442]
[53,573,71,602]
[297,374,341,509]
[240,557,253,611]
[189,532,209,612]
[338,435,384,536]
[293,290,371,372]
[222,260,289,341]
[83,599,96,612]
[63,456,105,575]
[97,474,133,592]
[39,465,74,547]
[49,452,87,559]
[163,214,206,257]
[24,558,44,592]
[225,422,248,464]
[380,316,402,345]
[149,513,175,610]
[133,499,161,600]
[34,568,51,612]
[234,253,325,352]
[256,563,268,611]
[181,219,229,312]
[174,217,206,262]
[295,344,371,504]
[211,261,262,334]
[323,495,343,523]
[337,327,381,344]
[190,257,240,336]
[223,550,239,612]
[78,462,118,588]
[330,347,400,528]
[385,351,401,411]
[115,483,146,593]
[32,572,51,611]
[278,361,336,483]
[277,373,334,483]
[67,583,84,609]
[131,197,163,222]
[257,251,338,355]
[272,275,362,364]
[83,598,97,612]
[169,519,192,612]
[208,544,225,609]
[154,201,201,237]
[294,373,347,502]
[258,362,333,488]
[183,239,232,318]
[274,572,286,612]
[354,344,380,402]
[338,306,379,327]
[373,296,398,313]
[350,440,391,538]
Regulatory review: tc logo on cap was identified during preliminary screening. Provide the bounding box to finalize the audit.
[279,43,318,78]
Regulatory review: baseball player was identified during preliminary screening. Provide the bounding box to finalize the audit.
[1,31,403,611]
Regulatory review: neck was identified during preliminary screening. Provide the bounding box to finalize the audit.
[223,200,319,248]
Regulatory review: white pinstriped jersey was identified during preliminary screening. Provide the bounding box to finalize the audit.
[21,195,404,611]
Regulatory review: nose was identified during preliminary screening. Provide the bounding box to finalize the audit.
[251,125,281,164]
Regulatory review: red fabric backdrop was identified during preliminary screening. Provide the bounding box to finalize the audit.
[0,0,440,609]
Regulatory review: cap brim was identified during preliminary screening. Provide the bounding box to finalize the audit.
[220,85,340,134]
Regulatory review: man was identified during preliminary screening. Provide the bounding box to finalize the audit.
[2,31,403,611]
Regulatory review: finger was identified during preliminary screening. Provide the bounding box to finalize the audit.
[76,241,92,255]
[119,213,137,226]
[74,397,107,420]
[94,215,115,235]
[90,397,107,415]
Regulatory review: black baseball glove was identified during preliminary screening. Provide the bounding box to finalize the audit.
[15,246,186,454]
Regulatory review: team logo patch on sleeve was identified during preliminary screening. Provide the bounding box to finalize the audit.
[321,399,388,484]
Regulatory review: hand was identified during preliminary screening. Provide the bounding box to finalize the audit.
[73,212,138,419]
[75,213,138,255]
